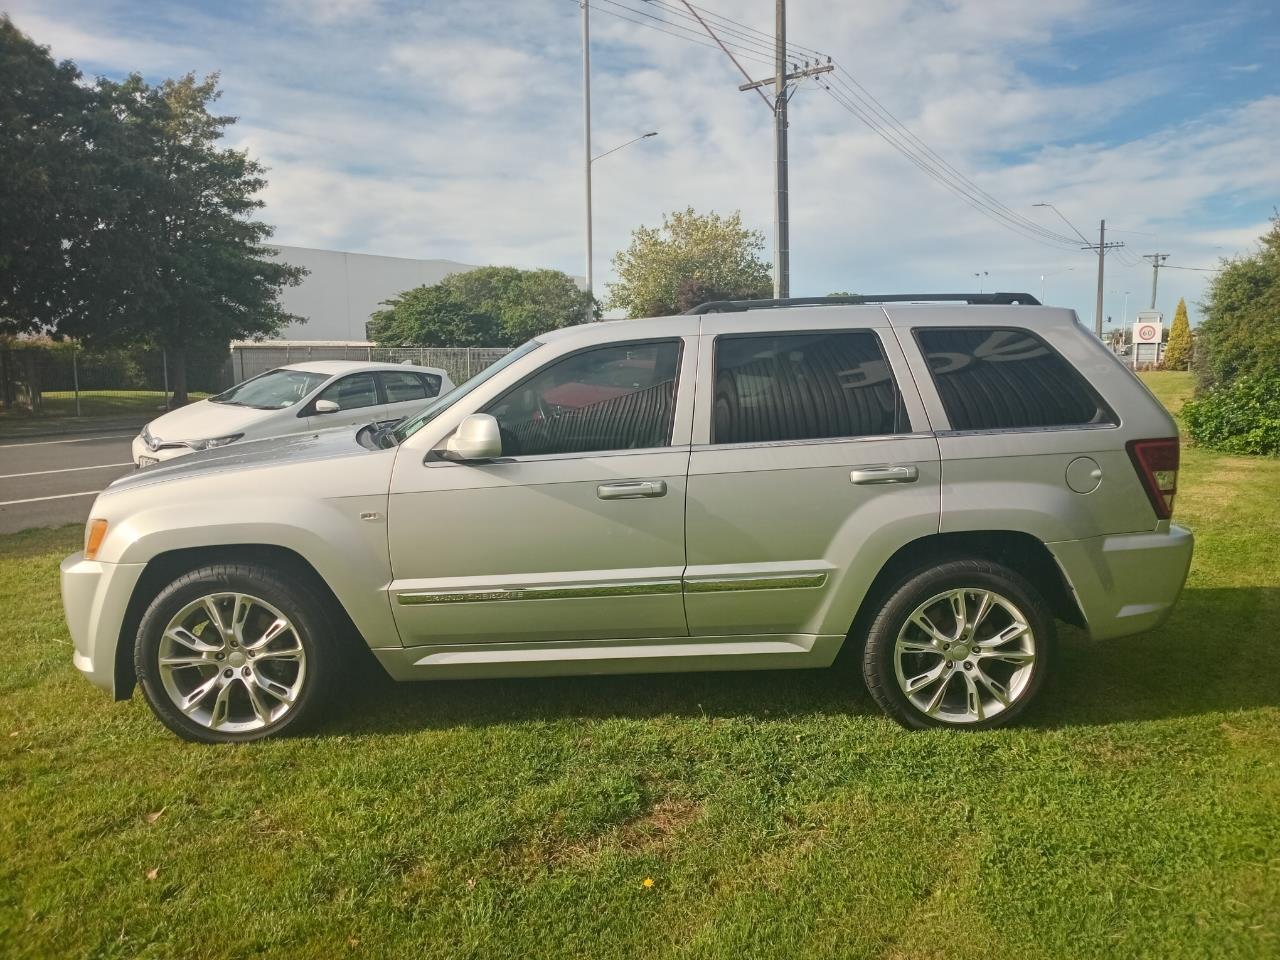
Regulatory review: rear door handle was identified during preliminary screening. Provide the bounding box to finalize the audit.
[850,465,919,485]
[597,480,668,500]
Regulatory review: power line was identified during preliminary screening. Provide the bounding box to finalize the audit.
[816,79,1083,251]
[583,0,776,66]
[646,4,1087,249]
[825,70,1082,247]
[580,0,1117,259]
[647,0,830,59]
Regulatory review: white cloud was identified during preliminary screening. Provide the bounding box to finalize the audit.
[12,0,1275,325]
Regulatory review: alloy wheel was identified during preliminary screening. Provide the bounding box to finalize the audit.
[156,592,307,733]
[893,587,1037,724]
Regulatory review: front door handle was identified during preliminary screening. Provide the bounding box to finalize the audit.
[850,465,919,485]
[597,480,668,500]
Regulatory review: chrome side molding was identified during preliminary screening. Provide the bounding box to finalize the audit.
[396,572,829,605]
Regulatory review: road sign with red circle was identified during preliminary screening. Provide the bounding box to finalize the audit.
[1134,320,1162,344]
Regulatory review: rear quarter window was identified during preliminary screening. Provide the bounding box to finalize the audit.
[914,327,1115,431]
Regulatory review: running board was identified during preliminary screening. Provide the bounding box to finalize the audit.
[370,633,845,682]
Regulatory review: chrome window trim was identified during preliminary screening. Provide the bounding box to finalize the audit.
[935,423,1120,439]
[690,433,933,454]
[397,579,682,605]
[425,444,688,467]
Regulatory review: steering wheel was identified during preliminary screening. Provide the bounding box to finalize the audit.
[536,394,556,424]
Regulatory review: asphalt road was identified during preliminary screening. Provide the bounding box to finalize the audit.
[0,430,138,535]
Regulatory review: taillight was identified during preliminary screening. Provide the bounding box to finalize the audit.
[1126,438,1179,520]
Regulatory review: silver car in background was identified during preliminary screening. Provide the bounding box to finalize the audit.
[131,361,453,466]
[62,294,1192,742]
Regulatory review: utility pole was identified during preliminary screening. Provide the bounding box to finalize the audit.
[581,0,594,320]
[1093,220,1106,340]
[680,0,831,299]
[1033,205,1124,337]
[1143,253,1170,310]
[773,0,788,298]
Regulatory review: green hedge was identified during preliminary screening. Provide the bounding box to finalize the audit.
[1183,374,1280,456]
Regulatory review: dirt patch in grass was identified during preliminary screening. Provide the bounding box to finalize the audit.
[501,796,704,873]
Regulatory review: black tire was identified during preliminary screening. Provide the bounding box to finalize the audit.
[861,558,1055,730]
[134,563,339,744]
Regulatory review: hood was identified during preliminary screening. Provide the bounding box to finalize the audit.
[144,399,275,443]
[107,425,375,495]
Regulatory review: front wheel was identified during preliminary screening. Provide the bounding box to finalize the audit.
[134,563,338,743]
[861,559,1055,730]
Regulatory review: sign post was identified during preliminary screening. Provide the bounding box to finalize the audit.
[1132,311,1164,369]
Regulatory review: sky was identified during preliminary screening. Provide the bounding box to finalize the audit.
[8,0,1279,327]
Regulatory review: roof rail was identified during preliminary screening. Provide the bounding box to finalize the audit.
[683,292,1041,314]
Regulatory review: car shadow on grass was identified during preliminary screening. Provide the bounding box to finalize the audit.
[321,586,1279,736]
[1030,586,1280,728]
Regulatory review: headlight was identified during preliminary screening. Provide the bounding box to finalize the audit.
[141,426,159,451]
[188,433,244,451]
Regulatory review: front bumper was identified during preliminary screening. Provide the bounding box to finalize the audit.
[131,434,193,467]
[60,552,147,697]
[1047,523,1194,641]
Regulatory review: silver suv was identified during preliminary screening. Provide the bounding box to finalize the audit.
[60,294,1193,742]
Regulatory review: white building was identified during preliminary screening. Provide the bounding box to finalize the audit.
[270,245,484,342]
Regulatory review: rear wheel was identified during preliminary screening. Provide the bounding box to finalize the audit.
[861,559,1054,730]
[134,563,338,743]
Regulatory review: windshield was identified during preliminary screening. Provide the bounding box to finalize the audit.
[211,368,330,410]
[390,340,542,444]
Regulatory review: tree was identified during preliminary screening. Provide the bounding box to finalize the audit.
[1194,215,1280,392]
[368,284,498,347]
[607,208,771,317]
[56,72,304,403]
[0,17,98,334]
[370,266,591,348]
[1164,297,1192,370]
[442,267,595,344]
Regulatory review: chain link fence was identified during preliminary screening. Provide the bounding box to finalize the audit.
[0,344,232,419]
[228,343,512,386]
[1,342,513,420]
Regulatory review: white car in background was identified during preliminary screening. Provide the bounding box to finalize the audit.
[132,361,453,467]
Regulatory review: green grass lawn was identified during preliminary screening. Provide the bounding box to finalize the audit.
[1,372,1277,959]
[0,391,209,425]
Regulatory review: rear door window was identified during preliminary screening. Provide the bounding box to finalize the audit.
[381,371,431,404]
[914,327,1115,431]
[712,331,908,444]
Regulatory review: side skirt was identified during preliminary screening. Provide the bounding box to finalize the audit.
[369,633,845,681]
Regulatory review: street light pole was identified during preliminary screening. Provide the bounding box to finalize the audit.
[973,271,988,294]
[1039,266,1075,304]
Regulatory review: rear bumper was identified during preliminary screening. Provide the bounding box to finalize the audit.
[1047,524,1194,641]
[61,552,147,698]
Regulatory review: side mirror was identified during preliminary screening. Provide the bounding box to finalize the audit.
[443,413,502,461]
[314,399,340,414]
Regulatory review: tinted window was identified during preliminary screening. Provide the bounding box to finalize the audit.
[712,331,907,444]
[915,328,1115,431]
[381,371,430,404]
[316,372,379,411]
[485,341,680,456]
